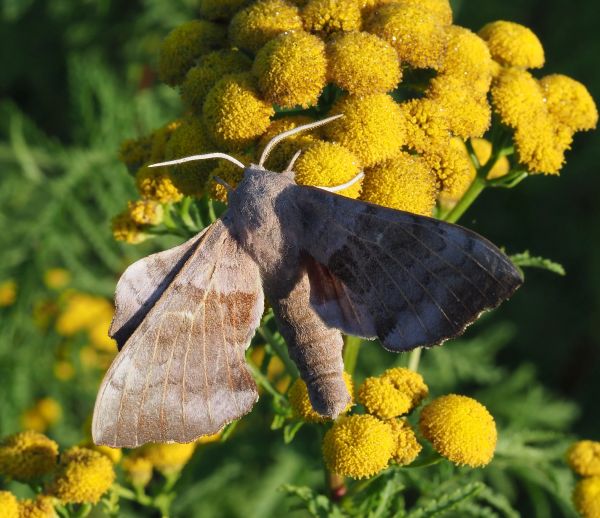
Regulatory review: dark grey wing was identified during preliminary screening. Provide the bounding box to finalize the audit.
[295,186,523,352]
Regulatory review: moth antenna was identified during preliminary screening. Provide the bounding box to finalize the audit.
[214,176,233,192]
[259,114,344,168]
[283,149,302,174]
[317,171,364,193]
[149,153,245,170]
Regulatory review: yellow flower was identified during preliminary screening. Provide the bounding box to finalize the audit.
[16,496,56,518]
[573,476,600,518]
[0,431,58,481]
[326,94,405,167]
[111,211,148,245]
[322,415,395,479]
[136,164,183,204]
[399,98,450,154]
[478,20,544,69]
[47,447,115,504]
[366,3,448,69]
[122,455,153,487]
[165,117,216,196]
[294,141,363,198]
[81,443,122,464]
[326,31,401,95]
[21,398,62,433]
[228,0,303,53]
[258,116,320,171]
[89,317,116,352]
[119,135,152,174]
[253,31,327,109]
[180,49,252,114]
[388,418,422,465]
[43,269,70,290]
[423,136,473,189]
[55,293,113,336]
[0,280,16,307]
[289,372,354,422]
[133,443,196,475]
[470,138,510,180]
[0,491,18,518]
[358,377,412,418]
[392,0,452,26]
[196,432,223,445]
[53,361,75,381]
[361,152,438,216]
[439,25,493,95]
[199,0,248,20]
[203,73,274,150]
[567,440,600,477]
[301,0,362,34]
[382,367,428,407]
[158,20,225,86]
[209,153,252,203]
[540,74,598,133]
[491,68,544,129]
[149,121,181,164]
[127,200,164,226]
[427,76,491,139]
[419,394,497,467]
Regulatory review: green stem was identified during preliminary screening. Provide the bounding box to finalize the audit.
[246,357,287,403]
[443,176,487,224]
[179,197,197,230]
[407,347,422,372]
[207,197,217,223]
[258,325,299,377]
[342,335,362,376]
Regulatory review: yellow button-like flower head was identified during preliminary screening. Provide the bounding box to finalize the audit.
[55,293,113,336]
[382,367,429,407]
[43,269,71,290]
[122,455,153,487]
[491,68,544,129]
[17,496,56,518]
[388,418,422,465]
[47,446,115,504]
[210,152,252,203]
[112,211,148,244]
[322,415,394,479]
[289,372,354,422]
[302,0,362,34]
[422,136,472,190]
[0,491,18,518]
[419,394,497,467]
[229,0,303,54]
[478,20,544,69]
[0,431,58,481]
[392,0,452,26]
[294,141,362,198]
[203,73,275,150]
[567,440,600,477]
[199,0,248,20]
[133,442,196,475]
[127,200,164,226]
[326,94,405,167]
[573,476,600,518]
[253,31,327,109]
[399,98,450,154]
[366,3,447,69]
[158,20,226,86]
[358,377,412,418]
[136,165,183,204]
[361,152,437,216]
[540,74,598,133]
[181,50,252,114]
[326,31,401,95]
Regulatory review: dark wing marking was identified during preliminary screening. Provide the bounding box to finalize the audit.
[295,186,523,352]
[93,219,264,447]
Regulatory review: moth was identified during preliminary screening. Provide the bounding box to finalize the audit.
[93,116,523,448]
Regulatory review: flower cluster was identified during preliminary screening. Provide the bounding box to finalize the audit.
[320,367,496,479]
[567,440,600,517]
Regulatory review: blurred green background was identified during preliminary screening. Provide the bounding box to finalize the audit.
[0,0,598,516]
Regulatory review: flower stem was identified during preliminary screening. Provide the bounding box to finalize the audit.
[329,472,347,501]
[343,335,362,376]
[407,347,422,372]
[443,176,487,224]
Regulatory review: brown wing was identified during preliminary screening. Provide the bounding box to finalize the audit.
[295,186,523,352]
[92,219,264,447]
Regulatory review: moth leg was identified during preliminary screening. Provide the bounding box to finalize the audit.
[269,271,350,419]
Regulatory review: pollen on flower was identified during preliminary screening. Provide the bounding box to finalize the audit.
[420,394,497,467]
[478,20,544,69]
[131,442,197,475]
[540,74,598,133]
[358,376,412,418]
[573,476,600,518]
[392,0,453,26]
[491,68,545,129]
[326,31,401,95]
[398,98,450,154]
[253,31,327,109]
[365,3,448,69]
[322,415,395,479]
[122,455,153,488]
[0,491,18,518]
[16,496,55,518]
[0,280,17,307]
[209,152,252,203]
[136,165,183,204]
[326,93,405,167]
[203,73,275,150]
[567,440,600,477]
[165,117,216,196]
[199,0,248,20]
[294,141,363,199]
[128,200,164,226]
[181,50,252,114]
[388,418,422,465]
[0,431,58,481]
[228,0,303,53]
[47,446,115,504]
[361,152,438,216]
[289,372,354,422]
[301,0,362,34]
[158,20,226,86]
[112,211,149,244]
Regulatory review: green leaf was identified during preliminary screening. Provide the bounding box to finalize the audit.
[406,481,484,518]
[281,484,347,518]
[509,251,565,276]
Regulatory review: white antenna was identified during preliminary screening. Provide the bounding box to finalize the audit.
[259,114,343,168]
[149,152,245,170]
[317,171,364,193]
